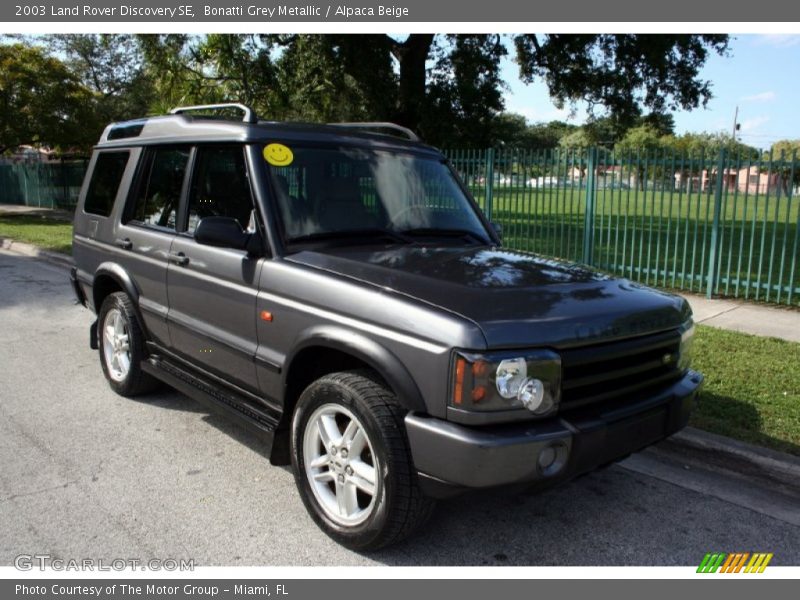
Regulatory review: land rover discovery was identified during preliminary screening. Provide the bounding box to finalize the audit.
[70,103,703,550]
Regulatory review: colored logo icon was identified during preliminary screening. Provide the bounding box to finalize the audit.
[697,552,773,573]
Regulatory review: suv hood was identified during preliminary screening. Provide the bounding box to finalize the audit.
[286,246,689,348]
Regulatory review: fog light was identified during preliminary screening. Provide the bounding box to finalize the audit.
[517,377,544,412]
[537,445,557,470]
[537,442,568,477]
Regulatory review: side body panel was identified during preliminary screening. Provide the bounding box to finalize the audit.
[254,258,486,418]
[166,238,264,393]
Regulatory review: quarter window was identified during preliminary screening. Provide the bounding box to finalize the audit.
[83,152,129,217]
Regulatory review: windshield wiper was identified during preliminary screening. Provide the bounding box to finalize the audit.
[287,228,413,245]
[399,227,488,245]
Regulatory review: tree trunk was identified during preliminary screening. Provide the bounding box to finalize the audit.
[390,34,435,133]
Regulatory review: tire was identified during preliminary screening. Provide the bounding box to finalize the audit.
[97,292,158,397]
[291,370,435,551]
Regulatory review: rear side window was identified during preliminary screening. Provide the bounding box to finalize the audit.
[84,152,130,217]
[126,146,191,230]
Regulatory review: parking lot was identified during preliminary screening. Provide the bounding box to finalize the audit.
[1,248,798,566]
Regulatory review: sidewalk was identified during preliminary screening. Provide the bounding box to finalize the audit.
[680,293,800,343]
[0,203,73,221]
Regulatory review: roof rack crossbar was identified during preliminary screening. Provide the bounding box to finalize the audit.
[327,122,420,141]
[169,103,258,124]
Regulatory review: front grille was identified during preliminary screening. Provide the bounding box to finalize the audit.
[559,330,682,411]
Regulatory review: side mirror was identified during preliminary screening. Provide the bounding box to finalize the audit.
[195,217,250,251]
[490,221,503,241]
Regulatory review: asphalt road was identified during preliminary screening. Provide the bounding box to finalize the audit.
[1,248,798,567]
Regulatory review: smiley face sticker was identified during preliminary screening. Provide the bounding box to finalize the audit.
[263,143,294,167]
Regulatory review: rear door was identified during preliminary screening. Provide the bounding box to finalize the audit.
[166,144,263,393]
[115,145,192,346]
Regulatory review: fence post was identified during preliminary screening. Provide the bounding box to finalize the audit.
[706,149,726,298]
[60,159,68,209]
[582,147,597,265]
[484,147,495,221]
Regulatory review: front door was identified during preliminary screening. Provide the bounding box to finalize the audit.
[166,145,263,393]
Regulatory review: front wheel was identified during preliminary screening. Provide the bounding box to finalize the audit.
[291,370,435,550]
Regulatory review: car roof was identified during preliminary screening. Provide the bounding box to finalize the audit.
[96,113,442,158]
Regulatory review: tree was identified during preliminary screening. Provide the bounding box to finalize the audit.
[527,121,577,149]
[0,44,98,154]
[770,140,800,194]
[137,34,396,123]
[423,35,507,147]
[666,132,759,159]
[771,139,800,160]
[490,115,577,148]
[134,34,728,147]
[489,113,529,146]
[559,128,598,149]
[514,35,728,122]
[274,34,396,123]
[46,34,154,124]
[615,125,669,154]
[582,112,675,148]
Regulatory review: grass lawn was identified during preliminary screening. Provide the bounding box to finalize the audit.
[692,325,800,456]
[464,184,800,306]
[0,214,73,254]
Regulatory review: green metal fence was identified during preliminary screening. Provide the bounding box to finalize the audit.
[0,161,87,210]
[2,150,798,306]
[447,147,800,306]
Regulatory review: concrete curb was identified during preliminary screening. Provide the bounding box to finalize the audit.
[668,426,800,483]
[0,237,74,270]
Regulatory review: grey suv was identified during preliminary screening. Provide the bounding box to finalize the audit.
[70,103,703,550]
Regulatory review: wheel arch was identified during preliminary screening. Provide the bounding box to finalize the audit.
[92,262,149,340]
[283,326,427,413]
[269,326,428,465]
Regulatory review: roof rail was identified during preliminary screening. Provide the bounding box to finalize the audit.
[328,122,420,142]
[169,103,258,124]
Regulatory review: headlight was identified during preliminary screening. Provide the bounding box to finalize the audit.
[450,350,561,415]
[495,357,527,398]
[679,321,695,371]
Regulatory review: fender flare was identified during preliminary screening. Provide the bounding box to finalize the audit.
[92,262,149,337]
[283,325,428,413]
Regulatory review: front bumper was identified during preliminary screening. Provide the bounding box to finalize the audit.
[405,370,703,497]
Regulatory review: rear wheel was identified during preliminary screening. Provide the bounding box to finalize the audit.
[291,370,435,550]
[97,292,158,397]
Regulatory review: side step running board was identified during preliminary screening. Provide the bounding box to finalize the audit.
[142,356,280,449]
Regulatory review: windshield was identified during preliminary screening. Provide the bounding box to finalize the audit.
[263,145,491,246]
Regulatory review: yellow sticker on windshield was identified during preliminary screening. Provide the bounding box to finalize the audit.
[263,143,294,167]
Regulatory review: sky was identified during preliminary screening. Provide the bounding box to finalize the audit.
[502,34,800,149]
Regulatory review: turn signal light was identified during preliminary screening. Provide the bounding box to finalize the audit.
[453,357,466,405]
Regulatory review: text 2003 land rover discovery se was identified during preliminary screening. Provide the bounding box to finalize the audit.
[71,103,702,550]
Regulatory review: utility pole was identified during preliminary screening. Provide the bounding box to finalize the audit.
[732,105,740,141]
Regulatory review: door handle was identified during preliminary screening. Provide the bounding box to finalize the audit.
[168,252,190,266]
[115,237,132,250]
